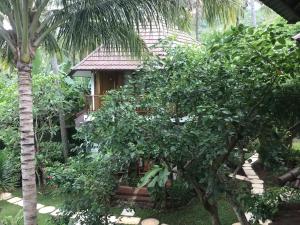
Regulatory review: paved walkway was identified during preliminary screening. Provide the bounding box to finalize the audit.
[0,193,166,225]
[231,153,271,225]
[0,153,268,225]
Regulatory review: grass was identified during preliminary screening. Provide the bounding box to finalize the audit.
[292,139,300,152]
[138,200,235,225]
[114,199,236,225]
[2,189,236,225]
[12,189,63,208]
[0,189,62,224]
[0,201,52,224]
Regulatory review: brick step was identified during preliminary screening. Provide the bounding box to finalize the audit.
[115,194,152,203]
[116,186,150,197]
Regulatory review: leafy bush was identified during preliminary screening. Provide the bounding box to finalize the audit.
[246,187,300,222]
[76,21,300,223]
[138,166,194,208]
[0,210,23,225]
[47,154,120,225]
[258,76,300,170]
[167,179,195,208]
[36,142,64,167]
[0,151,19,192]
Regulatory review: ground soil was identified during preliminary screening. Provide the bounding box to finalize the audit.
[270,203,300,225]
[252,161,278,186]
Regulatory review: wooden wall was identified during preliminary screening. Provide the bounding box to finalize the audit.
[94,71,125,109]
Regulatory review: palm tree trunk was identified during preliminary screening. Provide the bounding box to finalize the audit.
[17,61,37,225]
[249,0,257,27]
[195,2,200,41]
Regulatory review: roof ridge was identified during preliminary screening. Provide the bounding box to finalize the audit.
[71,28,198,75]
[72,46,102,70]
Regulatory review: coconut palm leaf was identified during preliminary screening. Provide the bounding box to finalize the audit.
[201,0,244,25]
[188,0,244,26]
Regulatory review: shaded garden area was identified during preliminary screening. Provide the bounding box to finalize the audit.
[0,1,300,225]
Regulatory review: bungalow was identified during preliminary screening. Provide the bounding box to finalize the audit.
[70,26,198,126]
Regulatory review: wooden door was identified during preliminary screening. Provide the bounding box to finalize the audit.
[94,71,124,109]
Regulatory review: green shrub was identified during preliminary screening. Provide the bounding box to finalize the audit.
[167,179,195,208]
[246,187,300,223]
[48,154,119,225]
[0,151,19,192]
[0,210,23,225]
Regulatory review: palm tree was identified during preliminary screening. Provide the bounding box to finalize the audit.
[189,0,244,40]
[0,1,188,224]
[249,0,257,26]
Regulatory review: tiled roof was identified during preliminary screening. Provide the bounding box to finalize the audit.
[260,0,300,23]
[71,27,198,73]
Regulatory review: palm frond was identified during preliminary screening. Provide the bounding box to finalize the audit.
[47,0,190,56]
[201,0,244,25]
[43,32,61,56]
[0,35,15,67]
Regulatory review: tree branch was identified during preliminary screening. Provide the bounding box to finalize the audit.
[11,0,22,43]
[0,25,16,52]
[21,0,30,61]
[29,0,51,37]
[33,19,64,47]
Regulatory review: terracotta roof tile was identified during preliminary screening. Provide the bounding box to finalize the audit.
[71,27,198,73]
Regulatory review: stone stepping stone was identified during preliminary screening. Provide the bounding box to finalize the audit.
[252,183,264,189]
[242,165,252,168]
[229,174,248,181]
[245,212,253,221]
[50,209,63,217]
[7,197,22,204]
[141,218,160,225]
[37,203,45,210]
[71,212,80,219]
[252,188,264,195]
[108,215,117,222]
[0,192,12,200]
[15,200,24,206]
[232,223,241,225]
[250,179,264,184]
[262,219,272,225]
[117,216,141,224]
[121,208,135,217]
[244,170,257,176]
[39,206,56,214]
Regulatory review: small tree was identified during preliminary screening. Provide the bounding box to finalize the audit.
[79,22,300,225]
[0,1,188,224]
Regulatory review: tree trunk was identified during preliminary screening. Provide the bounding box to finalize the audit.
[202,197,222,225]
[227,194,250,225]
[17,61,37,225]
[249,0,257,27]
[50,56,69,161]
[195,1,200,41]
[188,177,222,225]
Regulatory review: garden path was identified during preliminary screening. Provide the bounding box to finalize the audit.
[231,153,271,225]
[0,153,268,225]
[0,193,166,225]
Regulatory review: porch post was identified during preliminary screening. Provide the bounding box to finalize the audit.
[91,72,95,111]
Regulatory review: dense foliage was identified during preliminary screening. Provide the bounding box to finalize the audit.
[0,54,83,190]
[75,22,300,225]
[48,154,119,225]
